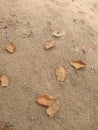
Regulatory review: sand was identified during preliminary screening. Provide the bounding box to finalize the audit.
[0,0,98,130]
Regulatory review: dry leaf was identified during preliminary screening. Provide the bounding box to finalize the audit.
[37,94,55,107]
[0,72,10,87]
[70,60,86,69]
[81,44,88,54]
[52,31,65,38]
[44,41,55,50]
[46,100,60,118]
[6,42,16,54]
[55,66,67,82]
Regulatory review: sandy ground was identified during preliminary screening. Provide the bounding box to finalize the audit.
[0,0,98,130]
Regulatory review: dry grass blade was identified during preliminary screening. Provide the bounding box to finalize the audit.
[46,100,60,118]
[55,66,67,82]
[0,72,10,87]
[37,94,55,107]
[44,40,55,50]
[6,42,16,54]
[70,60,86,69]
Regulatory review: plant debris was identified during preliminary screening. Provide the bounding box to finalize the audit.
[44,40,55,50]
[46,100,60,118]
[0,72,10,87]
[6,42,16,54]
[55,66,67,82]
[37,94,55,107]
[37,95,60,118]
[70,60,86,69]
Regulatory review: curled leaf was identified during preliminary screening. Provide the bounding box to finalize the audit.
[6,42,16,54]
[70,60,86,69]
[55,66,67,82]
[46,100,60,118]
[52,31,65,38]
[37,94,55,107]
[0,72,10,87]
[44,40,55,50]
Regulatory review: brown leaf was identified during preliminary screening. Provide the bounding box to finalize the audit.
[55,66,67,82]
[0,72,10,87]
[6,42,16,54]
[44,40,55,50]
[37,94,55,107]
[81,44,88,54]
[70,60,86,69]
[46,100,60,118]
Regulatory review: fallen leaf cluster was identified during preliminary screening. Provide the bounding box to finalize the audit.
[37,94,60,118]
